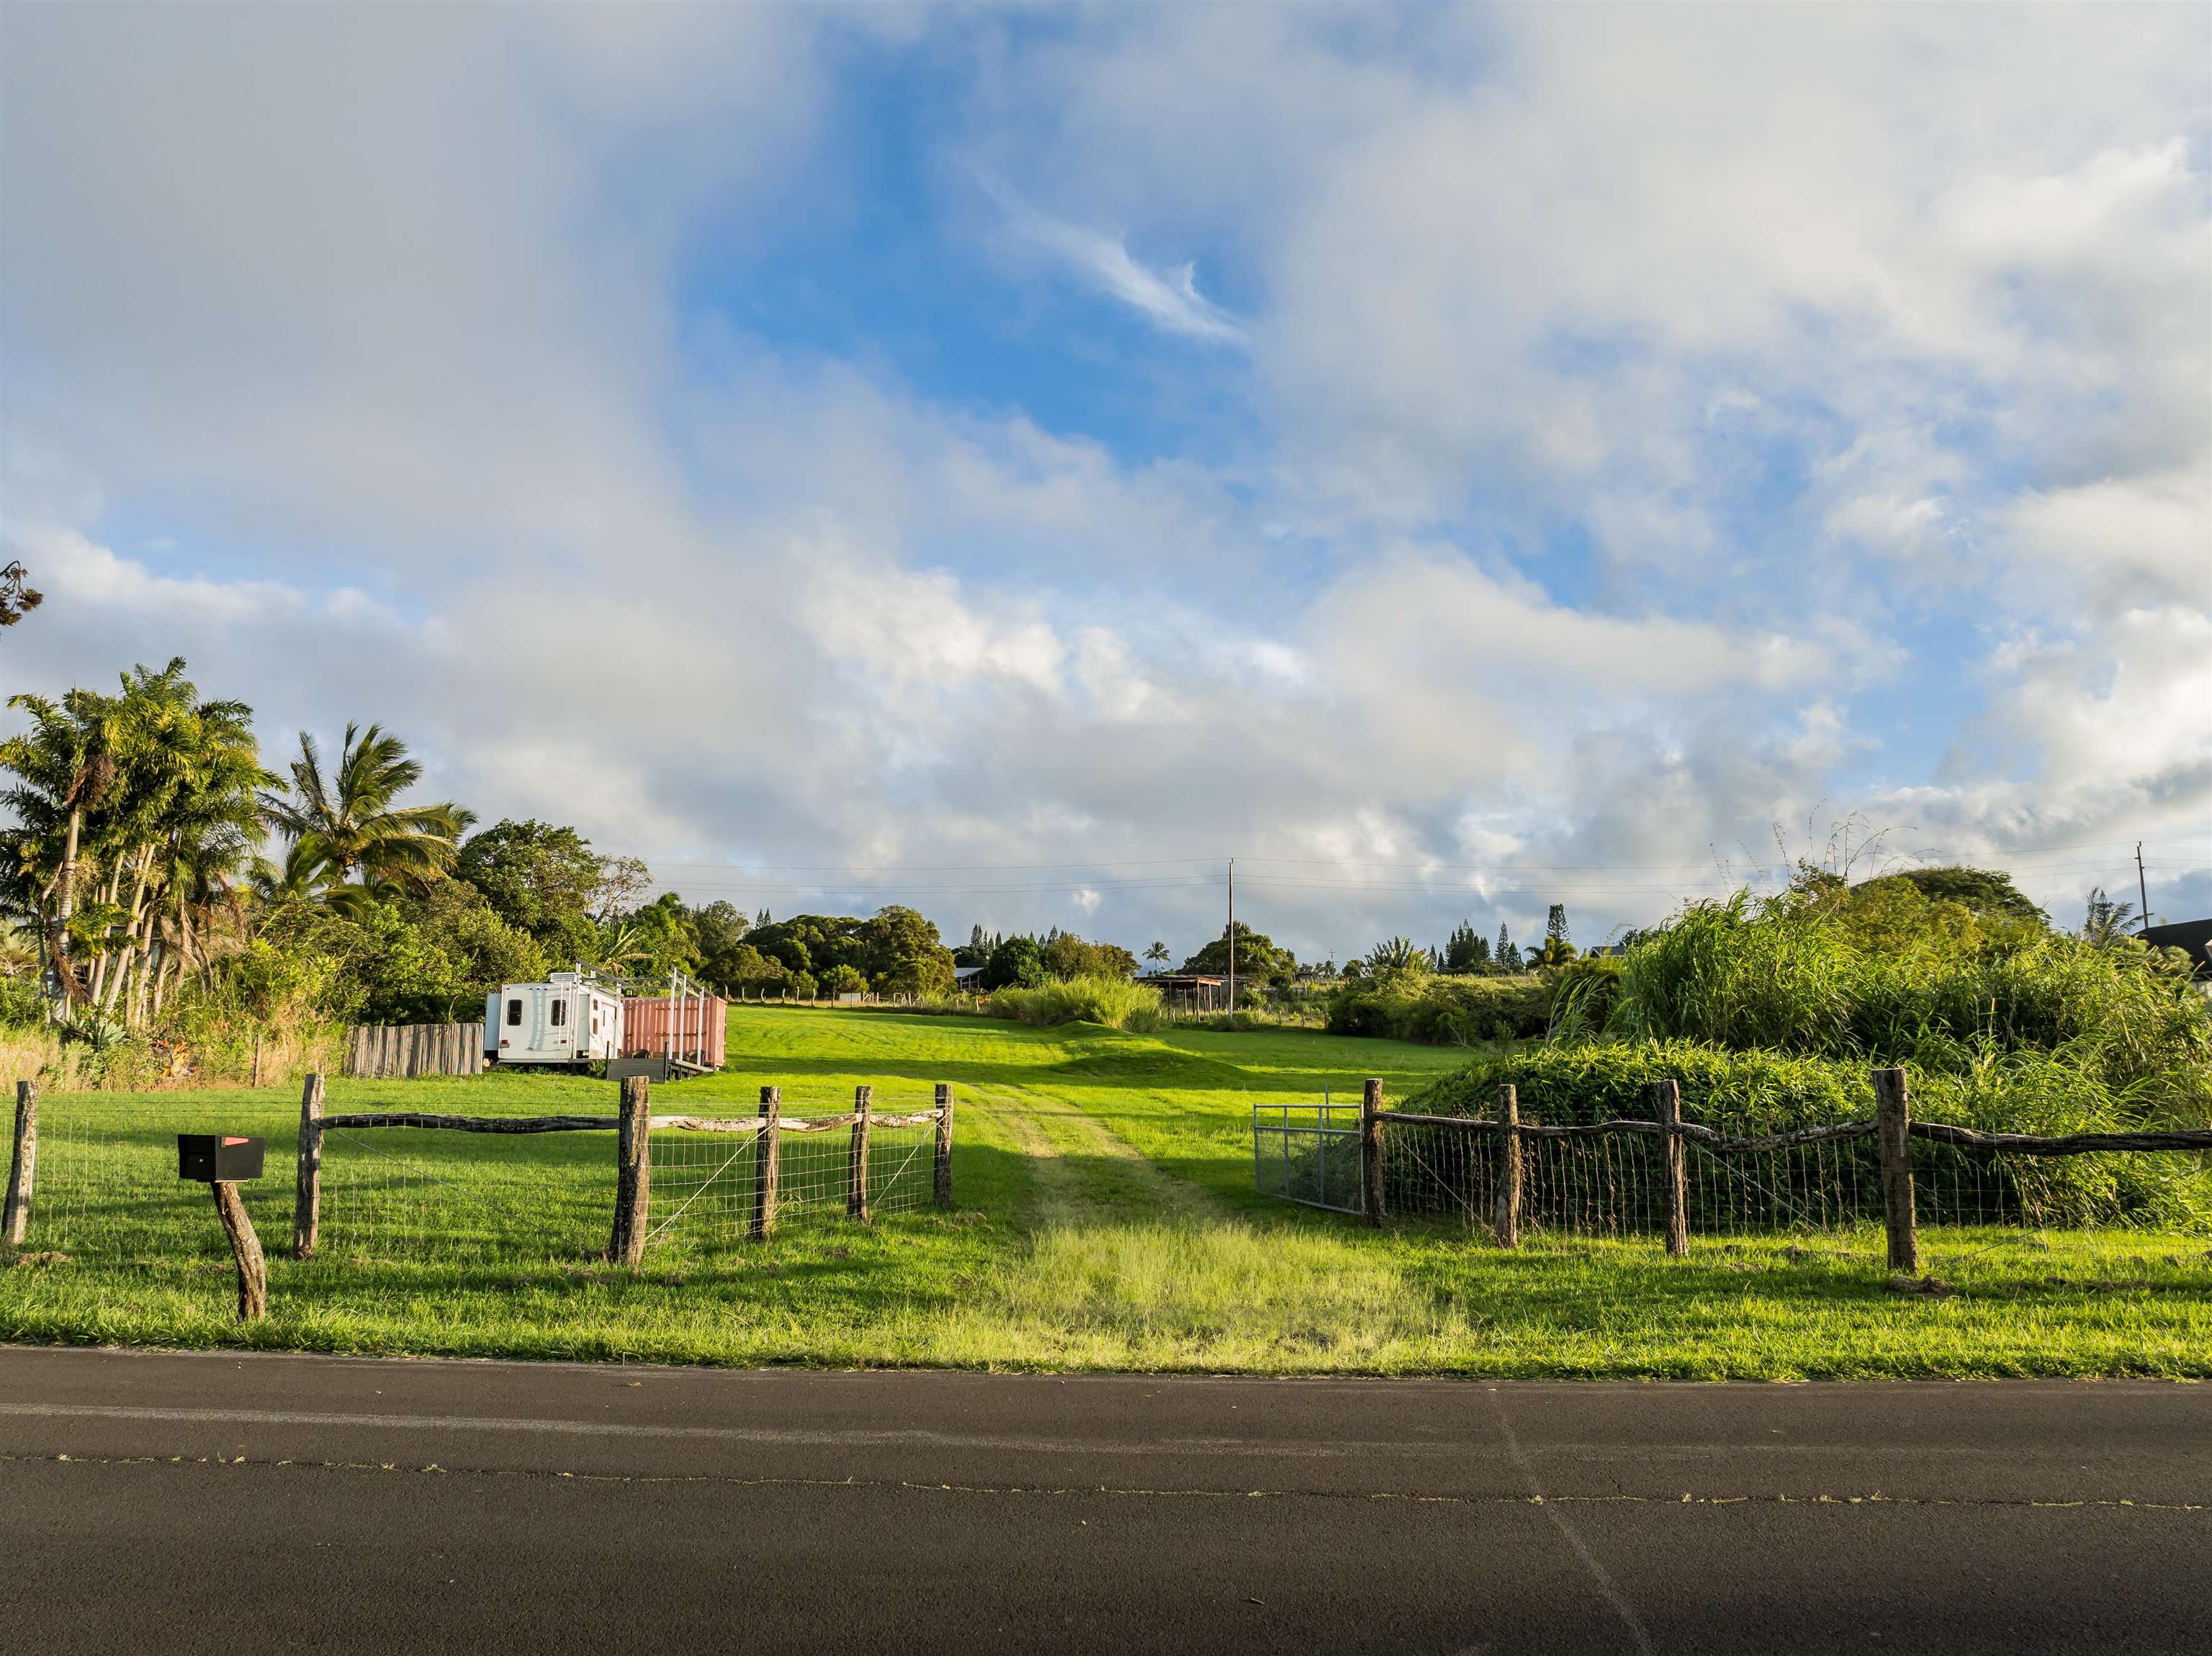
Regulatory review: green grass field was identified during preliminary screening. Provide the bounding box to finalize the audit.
[4,1007,2208,1377]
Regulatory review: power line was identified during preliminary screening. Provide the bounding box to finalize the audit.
[644,862,2209,899]
[634,836,2212,883]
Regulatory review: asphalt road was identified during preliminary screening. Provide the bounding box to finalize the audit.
[1,1346,2206,1655]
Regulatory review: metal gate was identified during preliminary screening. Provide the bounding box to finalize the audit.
[1252,1101,1364,1215]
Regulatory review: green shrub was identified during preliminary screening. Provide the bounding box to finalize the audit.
[1402,1040,2212,1229]
[1611,890,2212,1123]
[989,974,1165,1032]
[819,963,868,995]
[1408,1040,1871,1132]
[1325,973,1552,1044]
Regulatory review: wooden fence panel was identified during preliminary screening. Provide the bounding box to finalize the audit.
[345,1022,491,1079]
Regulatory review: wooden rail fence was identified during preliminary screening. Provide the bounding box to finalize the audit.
[1254,1069,2212,1269]
[287,1074,956,1266]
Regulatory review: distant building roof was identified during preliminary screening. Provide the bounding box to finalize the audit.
[2141,919,2212,978]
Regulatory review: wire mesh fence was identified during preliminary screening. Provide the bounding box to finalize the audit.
[22,1097,611,1266]
[645,1097,942,1251]
[1259,1084,2212,1248]
[1372,1118,1888,1238]
[24,1094,297,1265]
[13,1079,958,1278]
[315,1125,607,1263]
[1251,1102,1364,1214]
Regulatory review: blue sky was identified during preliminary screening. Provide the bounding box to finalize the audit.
[2,4,2207,962]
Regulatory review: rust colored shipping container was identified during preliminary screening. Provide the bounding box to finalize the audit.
[619,994,727,1068]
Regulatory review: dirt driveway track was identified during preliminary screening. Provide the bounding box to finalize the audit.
[2,1346,2206,1654]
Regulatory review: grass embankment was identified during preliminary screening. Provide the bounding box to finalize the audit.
[4,1009,2208,1377]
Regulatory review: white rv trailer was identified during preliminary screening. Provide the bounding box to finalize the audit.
[485,971,624,1067]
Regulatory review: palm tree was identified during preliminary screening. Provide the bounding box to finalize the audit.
[1143,940,1171,973]
[0,661,207,1005]
[1527,933,1578,969]
[262,723,472,899]
[1364,935,1420,973]
[2080,888,2139,948]
[0,919,37,981]
[104,685,271,1019]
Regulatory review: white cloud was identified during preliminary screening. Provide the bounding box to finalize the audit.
[989,184,1246,344]
[3,5,2206,952]
[2000,464,2212,613]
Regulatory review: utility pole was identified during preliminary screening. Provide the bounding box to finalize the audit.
[1226,858,1236,1012]
[2136,842,2151,932]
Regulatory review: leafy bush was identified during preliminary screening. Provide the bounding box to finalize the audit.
[989,974,1164,1031]
[1610,889,2211,1122]
[1410,1041,1879,1133]
[1403,877,2212,1228]
[1325,973,1553,1044]
[981,935,1051,991]
[1403,1040,2212,1228]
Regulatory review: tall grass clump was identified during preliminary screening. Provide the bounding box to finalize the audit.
[1609,887,2211,1123]
[989,974,1165,1032]
[1411,877,2212,1228]
[1611,891,1856,1053]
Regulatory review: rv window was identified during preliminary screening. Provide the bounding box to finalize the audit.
[505,999,523,1026]
[550,1000,567,1027]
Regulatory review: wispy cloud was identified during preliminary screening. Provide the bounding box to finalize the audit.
[989,181,1246,344]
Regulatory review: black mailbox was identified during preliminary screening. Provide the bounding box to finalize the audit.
[177,1133,265,1183]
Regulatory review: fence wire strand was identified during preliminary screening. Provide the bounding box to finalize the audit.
[1258,1101,2211,1242]
[20,1087,950,1272]
[646,1099,939,1251]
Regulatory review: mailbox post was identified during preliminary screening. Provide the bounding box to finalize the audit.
[178,1134,269,1321]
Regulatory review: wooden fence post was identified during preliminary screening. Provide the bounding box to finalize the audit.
[292,1072,325,1259]
[1653,1078,1689,1256]
[4,1081,37,1247]
[1359,1078,1385,1226]
[211,1181,268,1321]
[608,1075,650,1267]
[848,1084,873,1220]
[932,1082,955,1208]
[1494,1083,1521,1248]
[1873,1066,1917,1275]
[750,1085,781,1240]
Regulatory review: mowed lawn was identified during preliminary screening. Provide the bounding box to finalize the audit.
[4,1007,2208,1378]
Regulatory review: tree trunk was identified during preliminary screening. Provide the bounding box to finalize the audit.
[102,847,154,1016]
[50,806,82,1003]
[85,865,114,1004]
[151,946,174,1020]
[132,926,161,1029]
